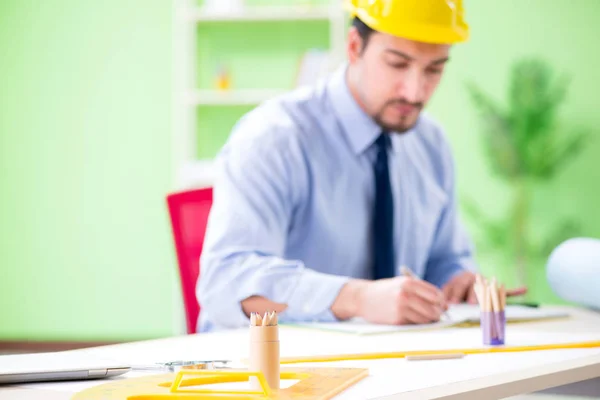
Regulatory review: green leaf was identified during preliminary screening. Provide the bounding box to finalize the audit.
[532,128,590,179]
[508,59,566,176]
[550,130,590,173]
[540,219,584,257]
[465,81,520,180]
[469,57,588,181]
[461,196,511,251]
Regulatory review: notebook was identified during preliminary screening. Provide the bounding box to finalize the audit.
[283,304,570,335]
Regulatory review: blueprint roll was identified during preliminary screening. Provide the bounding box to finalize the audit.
[547,237,600,310]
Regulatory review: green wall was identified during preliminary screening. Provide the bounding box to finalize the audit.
[0,0,176,340]
[0,0,598,341]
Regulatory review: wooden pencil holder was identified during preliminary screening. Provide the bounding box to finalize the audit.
[481,310,505,345]
[249,325,280,391]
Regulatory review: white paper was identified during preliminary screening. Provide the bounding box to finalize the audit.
[446,303,570,322]
[283,318,457,335]
[283,304,570,335]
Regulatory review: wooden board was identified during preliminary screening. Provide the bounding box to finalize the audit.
[71,367,368,400]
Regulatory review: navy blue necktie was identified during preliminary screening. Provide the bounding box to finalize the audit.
[372,132,395,280]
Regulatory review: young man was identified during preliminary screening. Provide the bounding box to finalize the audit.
[197,0,486,331]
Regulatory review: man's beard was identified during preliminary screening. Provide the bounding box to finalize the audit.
[373,99,423,133]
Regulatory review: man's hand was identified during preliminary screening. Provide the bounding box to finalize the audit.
[442,271,529,304]
[332,277,447,325]
[442,271,477,304]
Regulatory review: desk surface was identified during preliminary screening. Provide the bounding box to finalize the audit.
[3,305,600,400]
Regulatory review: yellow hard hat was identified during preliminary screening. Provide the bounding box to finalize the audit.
[345,0,469,44]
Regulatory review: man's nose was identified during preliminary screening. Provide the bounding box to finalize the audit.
[400,68,425,104]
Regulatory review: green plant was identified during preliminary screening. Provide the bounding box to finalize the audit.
[465,57,589,287]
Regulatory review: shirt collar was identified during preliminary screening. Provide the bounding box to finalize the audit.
[327,63,418,155]
[327,64,382,155]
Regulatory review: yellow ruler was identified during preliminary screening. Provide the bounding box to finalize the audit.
[279,339,600,364]
[71,367,368,400]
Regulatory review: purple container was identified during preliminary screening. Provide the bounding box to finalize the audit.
[481,311,505,345]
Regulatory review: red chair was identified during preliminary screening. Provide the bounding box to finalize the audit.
[166,188,213,334]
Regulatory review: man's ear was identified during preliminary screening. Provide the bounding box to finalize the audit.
[346,27,363,64]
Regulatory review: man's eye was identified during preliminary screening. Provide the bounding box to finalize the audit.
[389,63,409,69]
[426,68,443,75]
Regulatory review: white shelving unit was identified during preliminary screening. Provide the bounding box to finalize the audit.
[172,0,347,189]
[186,6,332,22]
[185,89,287,106]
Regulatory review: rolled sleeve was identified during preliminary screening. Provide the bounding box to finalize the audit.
[199,253,350,329]
[282,269,350,322]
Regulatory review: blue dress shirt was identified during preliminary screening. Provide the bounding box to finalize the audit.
[196,64,477,332]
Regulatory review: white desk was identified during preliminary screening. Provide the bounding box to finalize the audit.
[3,305,600,400]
